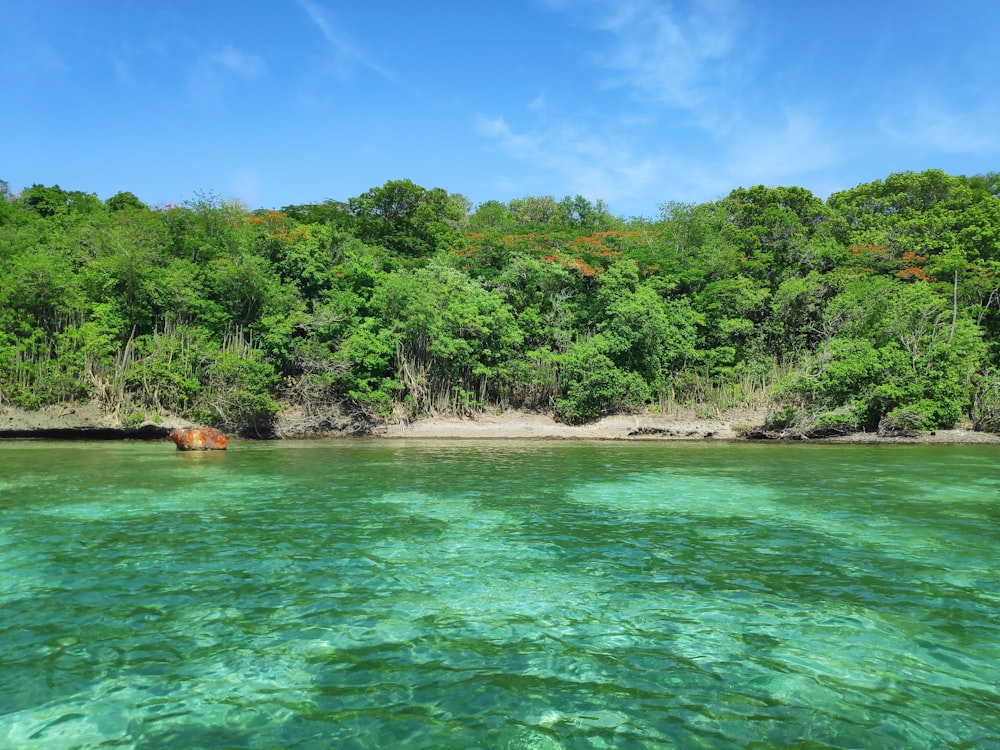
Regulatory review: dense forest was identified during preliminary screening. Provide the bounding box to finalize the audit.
[2,169,1000,437]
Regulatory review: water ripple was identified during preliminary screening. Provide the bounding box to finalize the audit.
[0,441,997,748]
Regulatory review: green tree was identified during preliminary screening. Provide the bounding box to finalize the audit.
[105,191,148,212]
[380,262,522,413]
[349,179,468,257]
[553,336,650,424]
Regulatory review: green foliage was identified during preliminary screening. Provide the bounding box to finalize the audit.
[335,320,399,418]
[381,262,522,413]
[2,170,999,435]
[18,184,74,218]
[878,403,938,434]
[105,191,148,212]
[722,185,847,285]
[772,277,984,431]
[468,200,516,232]
[125,326,206,414]
[190,345,280,435]
[592,262,699,388]
[693,275,769,371]
[972,368,1000,431]
[767,272,836,353]
[269,223,340,300]
[0,329,89,407]
[348,179,468,258]
[553,336,650,424]
[280,199,354,231]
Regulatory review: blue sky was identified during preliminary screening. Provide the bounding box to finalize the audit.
[3,1,999,218]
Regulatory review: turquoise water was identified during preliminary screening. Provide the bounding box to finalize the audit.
[0,440,998,749]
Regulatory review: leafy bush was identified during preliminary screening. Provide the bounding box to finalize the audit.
[878,404,936,435]
[191,348,280,435]
[553,337,650,424]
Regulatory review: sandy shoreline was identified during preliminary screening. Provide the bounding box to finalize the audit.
[3,402,1000,444]
[369,409,1000,444]
[369,409,754,441]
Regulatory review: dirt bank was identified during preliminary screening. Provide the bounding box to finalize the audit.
[3,401,1000,444]
[367,408,1000,444]
[369,407,764,441]
[0,402,193,440]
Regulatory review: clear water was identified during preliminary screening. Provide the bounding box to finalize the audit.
[0,440,998,749]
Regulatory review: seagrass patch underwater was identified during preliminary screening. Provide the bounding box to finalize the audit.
[0,439,998,749]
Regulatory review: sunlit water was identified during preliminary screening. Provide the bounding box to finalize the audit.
[1,439,998,749]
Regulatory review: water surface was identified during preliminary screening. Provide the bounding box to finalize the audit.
[1,440,998,748]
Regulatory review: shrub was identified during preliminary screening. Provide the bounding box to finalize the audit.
[553,337,650,424]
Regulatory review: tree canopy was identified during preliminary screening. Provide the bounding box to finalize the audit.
[2,169,999,436]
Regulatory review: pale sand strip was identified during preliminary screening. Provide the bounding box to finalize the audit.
[3,403,998,443]
[372,409,750,440]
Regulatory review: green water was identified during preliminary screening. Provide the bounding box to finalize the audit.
[0,440,997,749]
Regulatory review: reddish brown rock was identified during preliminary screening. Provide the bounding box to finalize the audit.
[168,427,228,451]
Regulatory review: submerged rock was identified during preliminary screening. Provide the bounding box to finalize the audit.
[168,427,228,451]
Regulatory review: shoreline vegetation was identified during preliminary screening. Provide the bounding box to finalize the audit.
[4,170,1000,442]
[3,401,999,444]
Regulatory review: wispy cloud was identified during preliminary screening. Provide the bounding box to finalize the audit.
[208,45,265,78]
[188,44,266,103]
[110,39,168,88]
[475,115,663,210]
[570,0,751,122]
[32,41,71,76]
[475,0,844,211]
[297,0,396,83]
[879,102,1000,155]
[528,92,548,112]
[476,102,845,211]
[725,109,842,183]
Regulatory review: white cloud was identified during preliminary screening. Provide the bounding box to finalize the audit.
[187,44,266,104]
[528,92,548,112]
[297,0,395,82]
[577,0,750,120]
[110,39,168,88]
[725,109,842,184]
[879,103,1000,154]
[474,115,663,210]
[33,41,70,76]
[475,104,848,212]
[209,45,265,78]
[475,117,537,158]
[475,1,847,212]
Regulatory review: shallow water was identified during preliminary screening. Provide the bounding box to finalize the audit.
[0,440,998,748]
